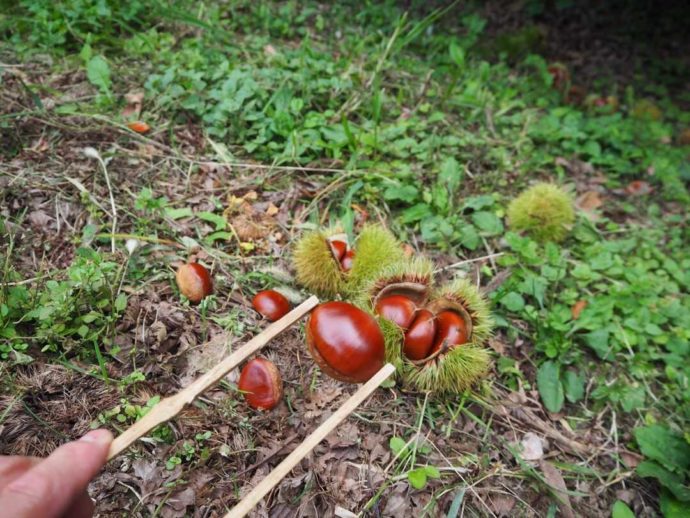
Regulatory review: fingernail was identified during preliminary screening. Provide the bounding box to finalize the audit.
[80,429,114,445]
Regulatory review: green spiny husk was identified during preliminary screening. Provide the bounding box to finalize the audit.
[292,227,346,298]
[430,277,494,346]
[344,224,405,296]
[401,277,494,393]
[403,345,491,393]
[356,256,435,309]
[507,182,575,242]
[378,316,405,374]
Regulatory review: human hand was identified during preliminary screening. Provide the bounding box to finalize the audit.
[0,429,113,518]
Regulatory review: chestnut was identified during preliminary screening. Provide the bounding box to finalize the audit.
[328,239,348,262]
[175,262,213,303]
[306,301,385,383]
[430,310,469,354]
[340,249,355,272]
[238,357,283,410]
[403,309,436,360]
[252,290,290,321]
[374,295,416,330]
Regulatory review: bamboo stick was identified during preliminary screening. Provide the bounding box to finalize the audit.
[225,362,396,518]
[107,295,319,461]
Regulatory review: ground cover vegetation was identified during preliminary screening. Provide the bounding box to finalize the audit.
[1,0,689,516]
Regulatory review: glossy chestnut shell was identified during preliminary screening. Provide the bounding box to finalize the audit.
[175,263,213,304]
[306,301,385,383]
[252,290,290,321]
[328,239,348,262]
[340,249,355,272]
[430,310,469,354]
[374,295,417,330]
[238,358,283,410]
[403,309,437,360]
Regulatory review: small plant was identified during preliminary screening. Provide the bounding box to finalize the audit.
[507,183,575,242]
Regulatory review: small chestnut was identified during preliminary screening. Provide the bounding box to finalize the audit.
[403,309,437,360]
[306,301,385,383]
[328,239,348,262]
[374,295,416,330]
[340,249,355,272]
[175,262,213,303]
[430,310,469,354]
[238,357,283,410]
[252,290,290,321]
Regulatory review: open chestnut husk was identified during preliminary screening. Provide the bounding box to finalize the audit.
[401,278,493,393]
[293,224,404,298]
[252,290,290,321]
[238,357,283,410]
[306,301,385,383]
[175,262,213,304]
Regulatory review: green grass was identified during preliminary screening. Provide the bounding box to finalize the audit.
[2,0,690,515]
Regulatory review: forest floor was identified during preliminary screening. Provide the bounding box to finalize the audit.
[1,1,689,517]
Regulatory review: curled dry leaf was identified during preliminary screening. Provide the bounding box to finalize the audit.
[571,300,587,320]
[122,91,144,118]
[575,191,603,216]
[540,460,574,518]
[127,121,151,134]
[625,180,653,196]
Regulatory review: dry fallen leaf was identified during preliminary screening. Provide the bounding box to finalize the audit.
[678,128,690,146]
[576,190,603,212]
[540,460,574,518]
[122,91,144,118]
[127,121,151,134]
[625,180,653,196]
[519,432,544,461]
[571,300,587,320]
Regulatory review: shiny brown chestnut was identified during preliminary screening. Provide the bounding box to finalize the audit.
[340,249,355,272]
[306,301,385,383]
[175,262,213,303]
[328,239,348,262]
[403,309,437,360]
[252,290,290,321]
[238,357,283,410]
[375,295,417,330]
[430,310,469,354]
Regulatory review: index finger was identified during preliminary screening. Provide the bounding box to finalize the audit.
[0,429,113,518]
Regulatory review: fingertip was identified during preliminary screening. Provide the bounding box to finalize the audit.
[79,429,113,446]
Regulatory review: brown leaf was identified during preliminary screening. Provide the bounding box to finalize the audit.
[571,300,587,320]
[625,180,653,196]
[489,494,517,516]
[540,460,574,518]
[678,128,690,146]
[576,190,603,212]
[619,449,644,469]
[122,91,144,118]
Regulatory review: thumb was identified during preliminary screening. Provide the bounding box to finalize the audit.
[0,429,112,518]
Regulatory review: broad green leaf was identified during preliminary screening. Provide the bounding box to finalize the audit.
[384,184,419,203]
[86,56,111,94]
[407,467,427,489]
[635,426,690,472]
[389,436,406,456]
[459,224,480,250]
[424,465,441,478]
[500,292,525,312]
[636,461,690,502]
[114,293,127,312]
[611,500,635,518]
[563,370,585,403]
[165,207,194,220]
[471,211,504,235]
[537,361,564,413]
[661,490,690,518]
[583,329,612,360]
[438,156,462,195]
[197,211,227,231]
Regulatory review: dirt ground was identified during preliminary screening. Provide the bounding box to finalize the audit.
[2,2,686,515]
